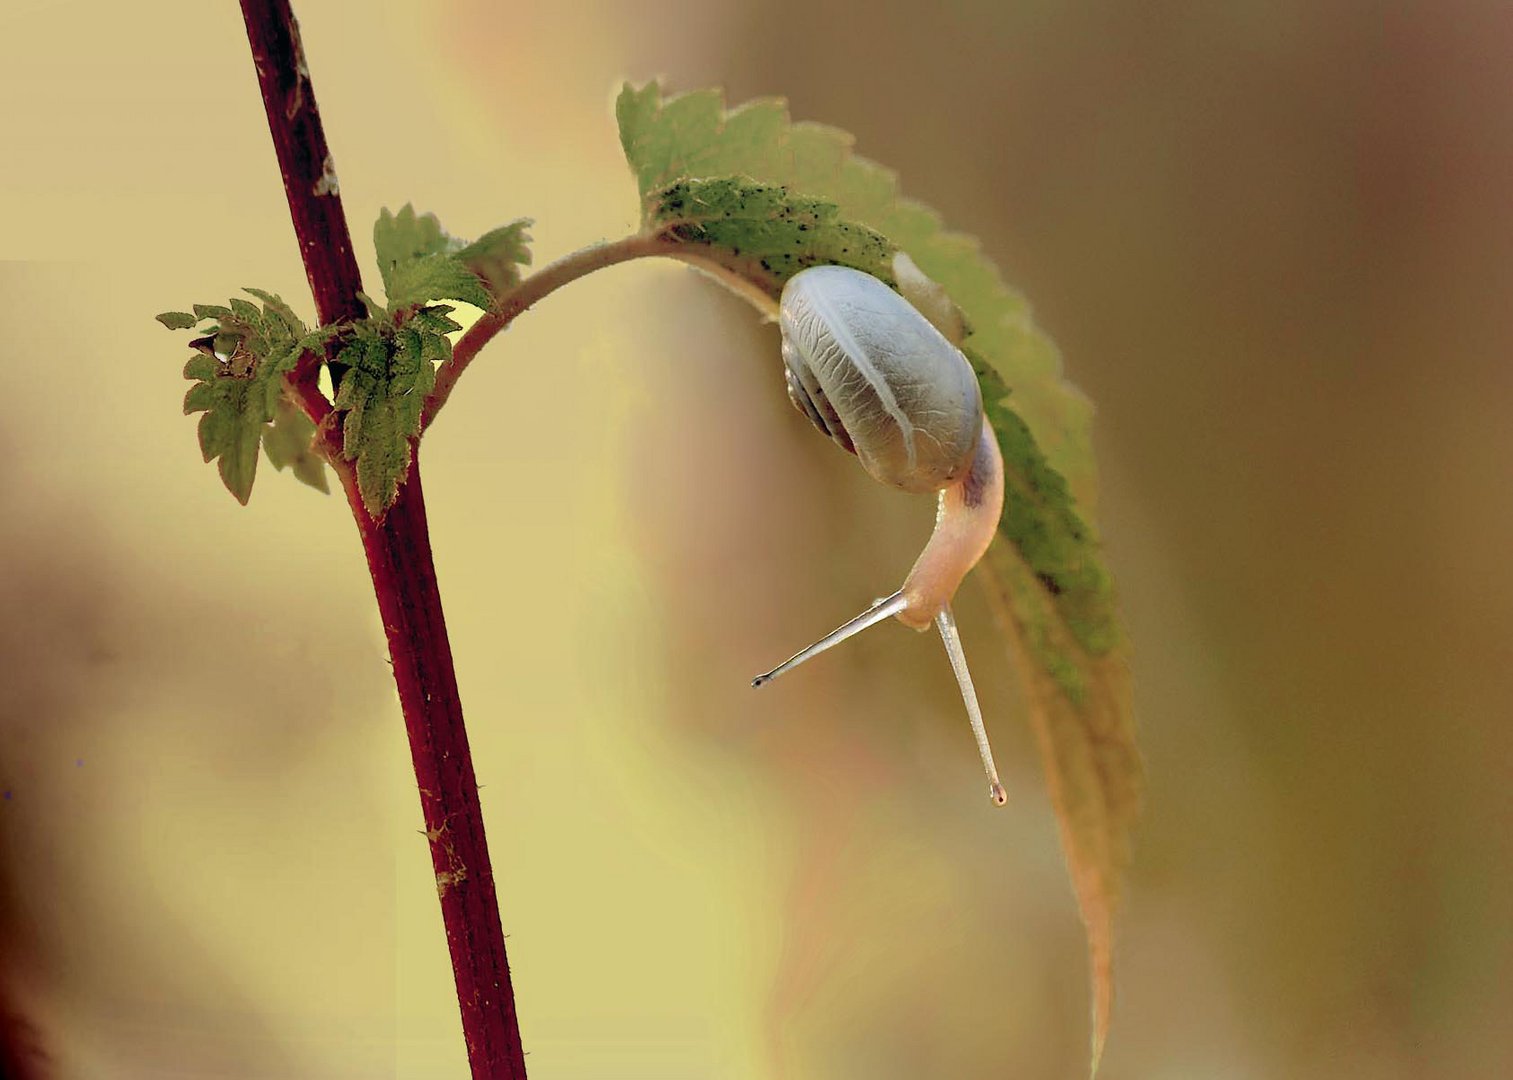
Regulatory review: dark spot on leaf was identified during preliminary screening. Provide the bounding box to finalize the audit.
[1036,571,1064,596]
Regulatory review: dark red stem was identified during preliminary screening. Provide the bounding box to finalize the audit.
[238,0,365,327]
[238,2,527,1075]
[340,458,528,1077]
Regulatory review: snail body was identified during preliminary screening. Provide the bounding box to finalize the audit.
[752,263,1008,805]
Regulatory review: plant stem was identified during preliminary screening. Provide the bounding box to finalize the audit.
[239,0,365,328]
[338,456,527,1077]
[424,233,671,427]
[423,233,781,430]
[239,2,526,1076]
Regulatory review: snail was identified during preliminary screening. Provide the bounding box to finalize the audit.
[751,261,1008,807]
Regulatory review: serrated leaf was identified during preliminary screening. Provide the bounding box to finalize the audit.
[618,82,1096,506]
[647,177,895,298]
[969,356,1118,659]
[192,303,232,322]
[228,297,261,325]
[457,219,533,294]
[327,320,440,516]
[156,311,197,330]
[385,252,494,312]
[980,542,1137,1078]
[374,204,461,297]
[619,88,1119,656]
[182,379,217,415]
[410,304,463,336]
[618,82,1140,1074]
[167,293,309,503]
[243,288,308,338]
[262,397,330,494]
[374,205,532,313]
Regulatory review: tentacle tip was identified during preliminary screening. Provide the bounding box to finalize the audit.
[751,675,770,689]
[990,781,1008,807]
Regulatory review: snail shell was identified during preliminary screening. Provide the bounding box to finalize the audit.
[779,265,983,495]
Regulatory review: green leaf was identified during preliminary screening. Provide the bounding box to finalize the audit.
[167,292,312,503]
[385,252,494,312]
[262,397,330,494]
[156,311,197,330]
[618,84,1118,660]
[969,356,1119,658]
[457,219,533,294]
[409,304,463,336]
[646,177,894,298]
[243,287,308,339]
[617,82,1140,1075]
[192,382,263,504]
[374,205,533,312]
[374,203,461,296]
[618,82,1095,505]
[329,317,444,516]
[981,542,1137,1078]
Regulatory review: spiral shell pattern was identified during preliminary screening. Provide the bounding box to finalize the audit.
[779,265,983,494]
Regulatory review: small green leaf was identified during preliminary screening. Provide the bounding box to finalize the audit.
[262,398,330,494]
[326,317,445,516]
[228,297,261,325]
[197,396,261,504]
[457,219,533,294]
[166,292,309,503]
[156,311,197,330]
[374,206,535,313]
[410,305,463,336]
[243,288,308,338]
[385,252,494,312]
[182,379,217,415]
[374,204,461,297]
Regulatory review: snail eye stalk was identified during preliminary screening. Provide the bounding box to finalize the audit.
[935,604,1007,806]
[750,590,908,688]
[751,592,1007,807]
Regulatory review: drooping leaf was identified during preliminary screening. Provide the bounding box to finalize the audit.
[618,82,1096,509]
[981,542,1138,1078]
[164,291,317,503]
[617,82,1140,1074]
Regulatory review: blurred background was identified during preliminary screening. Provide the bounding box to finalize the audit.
[2,0,1510,1076]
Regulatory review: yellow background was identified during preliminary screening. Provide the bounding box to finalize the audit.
[1,1,1510,1077]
